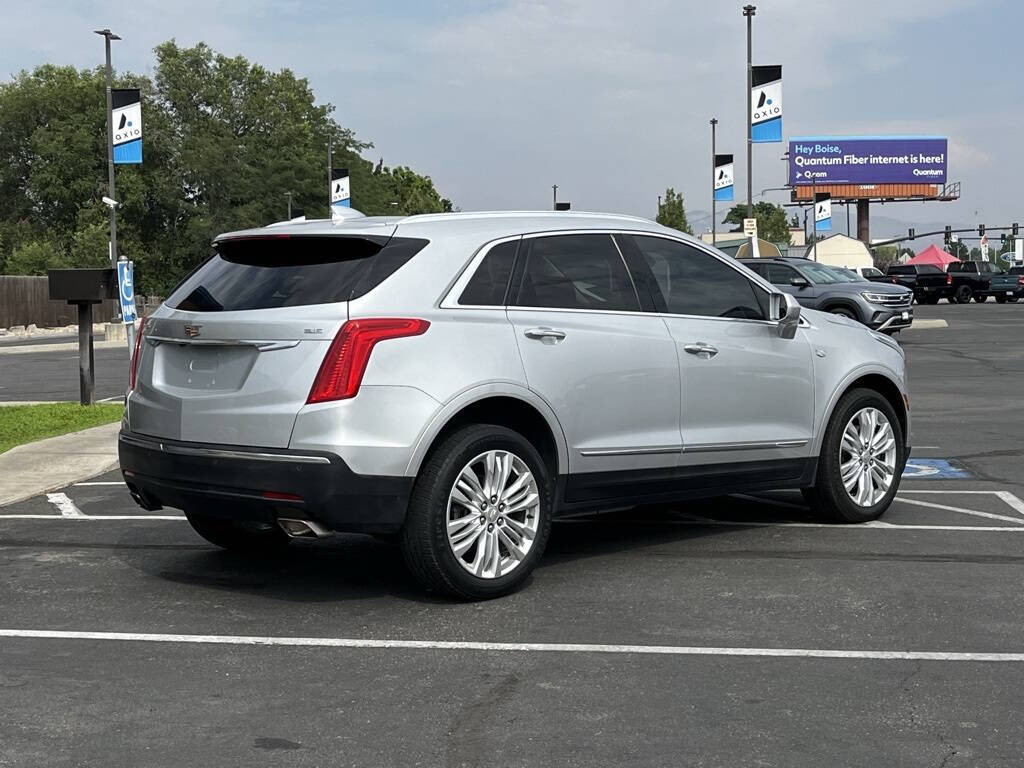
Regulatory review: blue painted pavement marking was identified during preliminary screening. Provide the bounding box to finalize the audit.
[902,459,970,479]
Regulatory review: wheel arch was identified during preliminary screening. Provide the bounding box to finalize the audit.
[406,385,568,479]
[815,370,908,455]
[820,298,862,318]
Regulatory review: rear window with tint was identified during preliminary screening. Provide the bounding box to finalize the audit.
[167,235,428,312]
[1011,267,1024,275]
[886,266,914,275]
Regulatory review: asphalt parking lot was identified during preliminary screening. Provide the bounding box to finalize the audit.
[2,301,1023,767]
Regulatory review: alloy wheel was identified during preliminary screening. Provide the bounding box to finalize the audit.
[446,450,540,579]
[839,407,898,507]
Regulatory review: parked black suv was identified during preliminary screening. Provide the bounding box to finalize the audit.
[741,257,913,334]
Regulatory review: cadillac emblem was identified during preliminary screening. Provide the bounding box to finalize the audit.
[184,324,202,338]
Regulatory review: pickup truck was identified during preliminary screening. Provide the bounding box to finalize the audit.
[990,266,1024,303]
[946,261,1003,304]
[885,264,951,304]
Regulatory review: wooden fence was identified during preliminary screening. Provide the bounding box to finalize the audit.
[0,275,163,329]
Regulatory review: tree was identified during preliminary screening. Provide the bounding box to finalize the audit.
[948,240,969,260]
[723,202,791,244]
[872,245,900,269]
[0,43,452,295]
[656,188,692,234]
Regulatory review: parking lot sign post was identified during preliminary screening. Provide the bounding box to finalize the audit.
[117,258,137,350]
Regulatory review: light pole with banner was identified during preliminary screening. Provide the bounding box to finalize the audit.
[743,5,755,218]
[710,118,718,245]
[95,29,121,270]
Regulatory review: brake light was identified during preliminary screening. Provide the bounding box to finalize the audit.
[892,277,899,283]
[128,316,148,392]
[307,318,429,403]
[946,273,953,285]
[1018,276,1024,286]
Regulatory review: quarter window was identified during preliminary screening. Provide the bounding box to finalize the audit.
[459,240,518,306]
[513,234,640,312]
[633,236,766,320]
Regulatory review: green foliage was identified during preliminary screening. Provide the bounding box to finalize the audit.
[0,43,451,295]
[6,239,70,275]
[872,245,900,269]
[656,188,692,234]
[723,202,792,245]
[948,240,969,260]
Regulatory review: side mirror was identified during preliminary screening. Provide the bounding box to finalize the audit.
[790,276,811,288]
[770,292,801,339]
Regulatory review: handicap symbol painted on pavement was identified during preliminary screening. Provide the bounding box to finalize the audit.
[902,459,970,479]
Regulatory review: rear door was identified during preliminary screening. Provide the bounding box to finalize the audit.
[129,231,426,448]
[506,232,682,481]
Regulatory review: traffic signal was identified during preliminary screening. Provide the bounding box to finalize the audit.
[944,225,952,244]
[979,224,985,236]
[908,228,915,239]
[1014,222,1019,237]
[1001,233,1007,244]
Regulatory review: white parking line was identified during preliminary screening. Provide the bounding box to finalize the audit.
[0,628,1021,662]
[0,514,185,520]
[900,490,1024,518]
[45,493,84,518]
[897,498,1024,525]
[73,482,125,487]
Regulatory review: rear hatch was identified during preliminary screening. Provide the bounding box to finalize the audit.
[128,229,426,448]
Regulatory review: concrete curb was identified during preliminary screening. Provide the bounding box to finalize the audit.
[908,319,949,330]
[0,339,126,356]
[0,422,120,507]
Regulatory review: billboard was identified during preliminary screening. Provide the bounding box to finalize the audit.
[789,136,946,186]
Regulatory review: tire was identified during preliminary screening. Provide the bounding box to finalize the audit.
[974,293,988,303]
[401,424,553,600]
[828,306,858,320]
[1009,296,1020,303]
[184,508,290,553]
[803,388,906,523]
[996,296,1007,304]
[954,285,972,304]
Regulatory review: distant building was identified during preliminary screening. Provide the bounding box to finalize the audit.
[802,233,874,269]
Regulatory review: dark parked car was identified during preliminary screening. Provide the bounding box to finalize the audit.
[990,266,1024,303]
[885,264,951,304]
[946,261,1003,304]
[740,257,913,334]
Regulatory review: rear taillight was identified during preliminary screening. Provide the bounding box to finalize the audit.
[307,318,429,404]
[892,277,899,284]
[1018,276,1024,286]
[128,316,148,392]
[946,273,953,285]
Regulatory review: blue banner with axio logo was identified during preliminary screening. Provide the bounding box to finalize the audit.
[112,88,142,164]
[751,65,782,143]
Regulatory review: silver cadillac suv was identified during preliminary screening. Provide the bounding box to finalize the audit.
[120,211,910,599]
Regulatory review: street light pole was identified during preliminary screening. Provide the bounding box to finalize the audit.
[285,191,293,220]
[95,29,120,270]
[552,184,558,211]
[743,5,756,219]
[710,117,718,247]
[327,136,333,210]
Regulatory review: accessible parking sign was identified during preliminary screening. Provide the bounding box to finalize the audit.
[789,136,946,185]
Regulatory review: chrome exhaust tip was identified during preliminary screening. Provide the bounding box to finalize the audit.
[277,518,332,539]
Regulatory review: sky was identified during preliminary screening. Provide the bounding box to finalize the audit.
[2,0,1021,239]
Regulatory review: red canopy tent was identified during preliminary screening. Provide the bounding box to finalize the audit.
[906,244,960,269]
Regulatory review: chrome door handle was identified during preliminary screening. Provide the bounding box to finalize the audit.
[683,342,718,358]
[524,327,566,341]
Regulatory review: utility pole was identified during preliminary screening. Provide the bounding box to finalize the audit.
[743,4,756,218]
[327,136,332,210]
[811,180,818,262]
[285,191,293,220]
[711,118,718,246]
[95,29,120,270]
[552,184,558,211]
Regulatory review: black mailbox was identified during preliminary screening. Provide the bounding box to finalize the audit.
[47,268,117,304]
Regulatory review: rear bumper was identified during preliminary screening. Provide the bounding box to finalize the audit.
[118,431,412,534]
